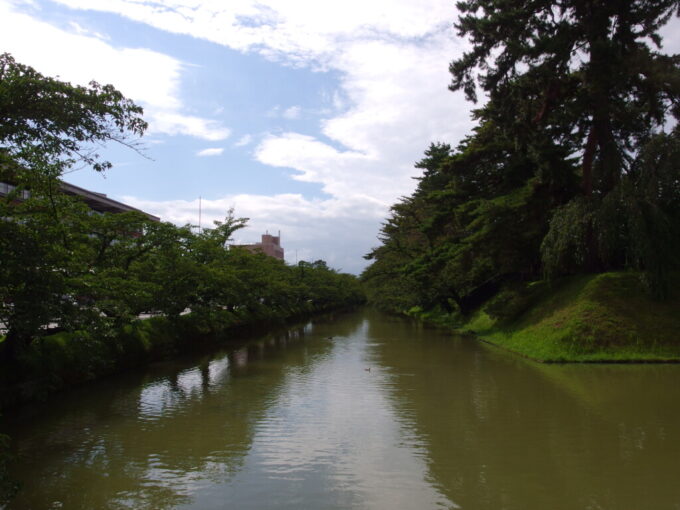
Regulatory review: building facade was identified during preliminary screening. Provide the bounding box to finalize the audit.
[234,232,285,260]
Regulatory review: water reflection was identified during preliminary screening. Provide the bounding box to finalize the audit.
[367,311,680,510]
[178,316,452,510]
[4,309,680,509]
[5,319,342,509]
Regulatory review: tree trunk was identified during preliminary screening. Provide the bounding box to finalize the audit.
[582,126,597,195]
[594,110,621,193]
[584,1,622,196]
[0,329,25,364]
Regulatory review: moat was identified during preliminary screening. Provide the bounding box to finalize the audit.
[4,309,680,509]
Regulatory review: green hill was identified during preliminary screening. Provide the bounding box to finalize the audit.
[462,273,680,362]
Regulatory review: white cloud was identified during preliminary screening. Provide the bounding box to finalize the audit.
[196,148,224,157]
[266,105,302,120]
[255,133,394,206]
[660,21,680,54]
[122,193,383,273]
[282,105,301,119]
[36,0,471,201]
[0,1,231,141]
[47,0,456,65]
[234,134,253,147]
[31,0,475,270]
[251,35,472,208]
[68,21,110,40]
[149,112,231,141]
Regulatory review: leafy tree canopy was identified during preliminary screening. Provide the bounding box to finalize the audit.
[363,1,680,314]
[0,52,147,175]
[451,0,680,195]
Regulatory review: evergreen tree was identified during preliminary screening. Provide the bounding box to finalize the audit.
[363,1,680,314]
[451,0,680,195]
[451,0,680,289]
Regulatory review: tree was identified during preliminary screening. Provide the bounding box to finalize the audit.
[0,52,147,177]
[363,2,680,315]
[451,1,680,196]
[180,211,249,318]
[0,54,148,361]
[363,133,563,315]
[0,184,85,360]
[0,430,18,506]
[451,0,680,290]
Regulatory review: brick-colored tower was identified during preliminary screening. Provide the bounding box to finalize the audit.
[235,231,284,260]
[258,232,284,260]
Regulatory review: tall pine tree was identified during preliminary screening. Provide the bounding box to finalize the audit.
[451,1,680,291]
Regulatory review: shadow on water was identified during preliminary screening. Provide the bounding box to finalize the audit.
[3,311,364,510]
[366,310,680,510]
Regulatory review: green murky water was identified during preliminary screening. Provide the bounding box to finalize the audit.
[4,309,680,509]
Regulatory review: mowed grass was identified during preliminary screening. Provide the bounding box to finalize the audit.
[463,273,680,362]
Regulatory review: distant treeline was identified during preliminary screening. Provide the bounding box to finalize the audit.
[362,1,680,319]
[0,52,364,366]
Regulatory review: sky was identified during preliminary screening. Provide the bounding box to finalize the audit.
[1,1,679,274]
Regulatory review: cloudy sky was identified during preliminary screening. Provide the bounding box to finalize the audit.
[2,1,678,273]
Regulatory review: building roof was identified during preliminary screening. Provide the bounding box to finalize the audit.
[0,179,160,222]
[60,181,160,221]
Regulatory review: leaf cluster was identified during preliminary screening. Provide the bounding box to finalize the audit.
[0,54,364,365]
[363,1,680,316]
[0,52,147,174]
[0,188,364,359]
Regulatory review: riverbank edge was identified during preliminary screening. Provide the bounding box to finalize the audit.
[0,303,356,411]
[404,272,680,363]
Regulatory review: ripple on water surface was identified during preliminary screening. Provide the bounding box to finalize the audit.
[5,310,680,510]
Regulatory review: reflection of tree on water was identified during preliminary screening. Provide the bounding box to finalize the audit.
[5,313,366,510]
[367,313,680,510]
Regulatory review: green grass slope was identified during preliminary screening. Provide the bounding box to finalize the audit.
[464,273,680,362]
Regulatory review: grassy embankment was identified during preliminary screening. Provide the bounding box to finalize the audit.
[414,272,680,362]
[0,302,343,410]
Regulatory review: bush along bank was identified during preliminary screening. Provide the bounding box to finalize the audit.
[0,299,363,411]
[404,272,680,363]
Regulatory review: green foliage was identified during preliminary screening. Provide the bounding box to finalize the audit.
[542,131,680,296]
[0,54,365,367]
[0,52,146,174]
[484,281,548,324]
[362,131,567,315]
[464,273,680,362]
[363,1,680,321]
[0,194,364,363]
[0,430,19,506]
[449,0,680,289]
[0,436,17,505]
[541,196,600,278]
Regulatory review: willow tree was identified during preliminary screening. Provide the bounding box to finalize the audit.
[451,1,680,292]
